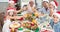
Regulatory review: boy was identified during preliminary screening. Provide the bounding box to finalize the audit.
[50,12,60,32]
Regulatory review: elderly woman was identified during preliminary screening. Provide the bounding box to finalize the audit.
[2,9,16,32]
[49,1,58,13]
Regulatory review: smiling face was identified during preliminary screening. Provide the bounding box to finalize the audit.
[29,1,34,7]
[53,15,59,23]
[42,1,49,8]
[23,7,27,11]
[8,11,14,16]
[23,5,28,11]
[49,3,54,9]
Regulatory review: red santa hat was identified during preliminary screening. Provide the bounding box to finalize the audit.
[7,9,15,12]
[50,0,58,8]
[53,12,60,18]
[54,0,58,7]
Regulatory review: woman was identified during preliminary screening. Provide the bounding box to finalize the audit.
[49,1,58,13]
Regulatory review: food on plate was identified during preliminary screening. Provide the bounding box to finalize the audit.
[23,22,38,30]
[34,12,39,17]
[10,22,20,28]
[40,30,53,32]
[32,19,37,24]
[23,30,31,32]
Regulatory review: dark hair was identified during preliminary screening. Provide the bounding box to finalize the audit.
[42,1,49,3]
[23,5,27,8]
[15,4,21,10]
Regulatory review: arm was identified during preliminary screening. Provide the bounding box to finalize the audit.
[58,23,60,32]
[32,7,38,12]
[49,19,54,28]
[9,16,15,19]
[16,8,23,13]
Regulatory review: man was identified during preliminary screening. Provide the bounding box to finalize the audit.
[39,0,50,14]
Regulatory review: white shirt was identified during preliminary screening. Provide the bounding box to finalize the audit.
[27,5,35,13]
[21,11,28,15]
[39,7,57,14]
[39,7,50,14]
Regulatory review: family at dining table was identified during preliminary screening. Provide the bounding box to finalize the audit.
[2,0,60,32]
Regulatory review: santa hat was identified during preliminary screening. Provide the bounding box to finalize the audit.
[53,12,60,18]
[54,0,58,7]
[43,0,49,3]
[8,0,15,4]
[50,0,58,8]
[7,9,15,12]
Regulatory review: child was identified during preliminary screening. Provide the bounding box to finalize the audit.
[4,9,16,23]
[50,12,60,32]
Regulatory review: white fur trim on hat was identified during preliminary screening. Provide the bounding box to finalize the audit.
[43,0,49,3]
[53,13,60,18]
[7,9,15,12]
[50,1,57,8]
[9,0,15,4]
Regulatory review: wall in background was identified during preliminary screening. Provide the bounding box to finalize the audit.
[0,0,8,13]
[36,0,42,8]
[0,0,8,2]
[57,0,60,10]
[0,2,8,13]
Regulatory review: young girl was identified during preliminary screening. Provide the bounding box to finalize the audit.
[50,12,60,32]
[2,9,16,32]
